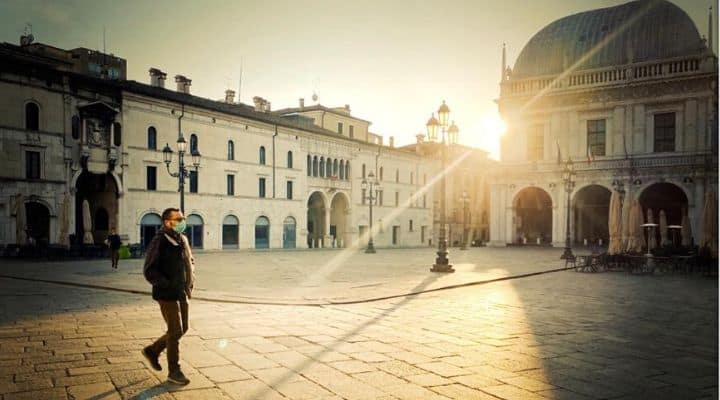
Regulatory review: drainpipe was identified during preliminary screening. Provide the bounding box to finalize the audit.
[273,124,277,198]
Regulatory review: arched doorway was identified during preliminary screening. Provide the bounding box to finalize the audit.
[283,216,296,249]
[186,214,203,249]
[330,193,349,247]
[307,191,326,248]
[513,187,552,245]
[255,216,270,249]
[639,182,689,246]
[75,171,118,245]
[573,185,611,246]
[25,202,50,246]
[140,213,161,249]
[222,215,239,249]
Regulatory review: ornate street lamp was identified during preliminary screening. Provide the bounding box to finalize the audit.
[560,158,575,260]
[460,190,470,250]
[361,171,381,253]
[163,135,201,214]
[428,100,458,273]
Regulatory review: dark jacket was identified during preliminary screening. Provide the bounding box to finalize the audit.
[143,229,188,301]
[108,234,122,250]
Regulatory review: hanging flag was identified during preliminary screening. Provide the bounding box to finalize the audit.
[556,139,562,165]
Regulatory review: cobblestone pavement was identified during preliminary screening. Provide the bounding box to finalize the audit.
[0,247,566,303]
[0,250,717,400]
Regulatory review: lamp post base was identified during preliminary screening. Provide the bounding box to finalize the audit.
[431,250,454,273]
[365,246,376,254]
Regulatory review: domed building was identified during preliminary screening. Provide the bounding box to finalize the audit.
[489,0,717,251]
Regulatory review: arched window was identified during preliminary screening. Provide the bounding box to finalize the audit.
[319,157,325,177]
[362,164,366,178]
[333,159,338,177]
[326,158,332,177]
[259,146,266,165]
[339,159,345,180]
[345,161,350,180]
[307,155,311,176]
[255,216,270,249]
[147,127,157,150]
[395,169,399,183]
[186,214,204,248]
[227,140,235,160]
[25,102,39,131]
[222,215,239,249]
[113,122,122,146]
[190,134,198,154]
[313,156,318,176]
[287,151,293,168]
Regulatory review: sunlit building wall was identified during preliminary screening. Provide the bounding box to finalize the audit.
[0,38,437,250]
[490,0,718,247]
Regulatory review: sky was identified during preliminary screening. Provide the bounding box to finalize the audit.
[1,0,716,159]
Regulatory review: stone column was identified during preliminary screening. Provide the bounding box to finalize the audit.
[323,207,331,248]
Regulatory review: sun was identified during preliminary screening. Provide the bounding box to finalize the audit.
[461,112,507,160]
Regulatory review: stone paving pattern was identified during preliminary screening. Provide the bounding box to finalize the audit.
[0,248,717,399]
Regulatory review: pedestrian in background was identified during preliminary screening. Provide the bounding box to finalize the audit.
[105,228,122,269]
[141,208,195,386]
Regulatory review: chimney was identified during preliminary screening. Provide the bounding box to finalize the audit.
[415,134,425,155]
[299,98,305,109]
[174,75,191,94]
[224,89,235,104]
[265,101,271,112]
[344,104,351,112]
[389,136,395,148]
[149,68,167,88]
[253,96,264,112]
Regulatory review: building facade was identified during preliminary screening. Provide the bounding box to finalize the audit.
[489,0,718,248]
[0,38,436,251]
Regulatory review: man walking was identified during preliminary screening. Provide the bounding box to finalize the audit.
[141,208,195,385]
[105,228,122,269]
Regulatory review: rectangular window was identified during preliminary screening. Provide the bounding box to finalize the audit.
[259,177,266,198]
[287,180,293,200]
[409,220,413,232]
[654,112,675,152]
[349,125,354,138]
[25,151,40,180]
[146,166,156,191]
[423,195,427,208]
[527,125,544,161]
[379,190,383,206]
[362,189,366,205]
[587,119,606,156]
[392,226,399,245]
[189,171,198,193]
[337,122,343,134]
[227,174,234,196]
[395,192,399,207]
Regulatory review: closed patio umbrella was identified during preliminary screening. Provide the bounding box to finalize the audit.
[659,209,669,246]
[702,190,718,258]
[621,192,631,250]
[14,193,26,246]
[58,192,71,248]
[681,208,692,247]
[626,200,645,253]
[607,190,623,255]
[646,208,657,251]
[82,199,94,244]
